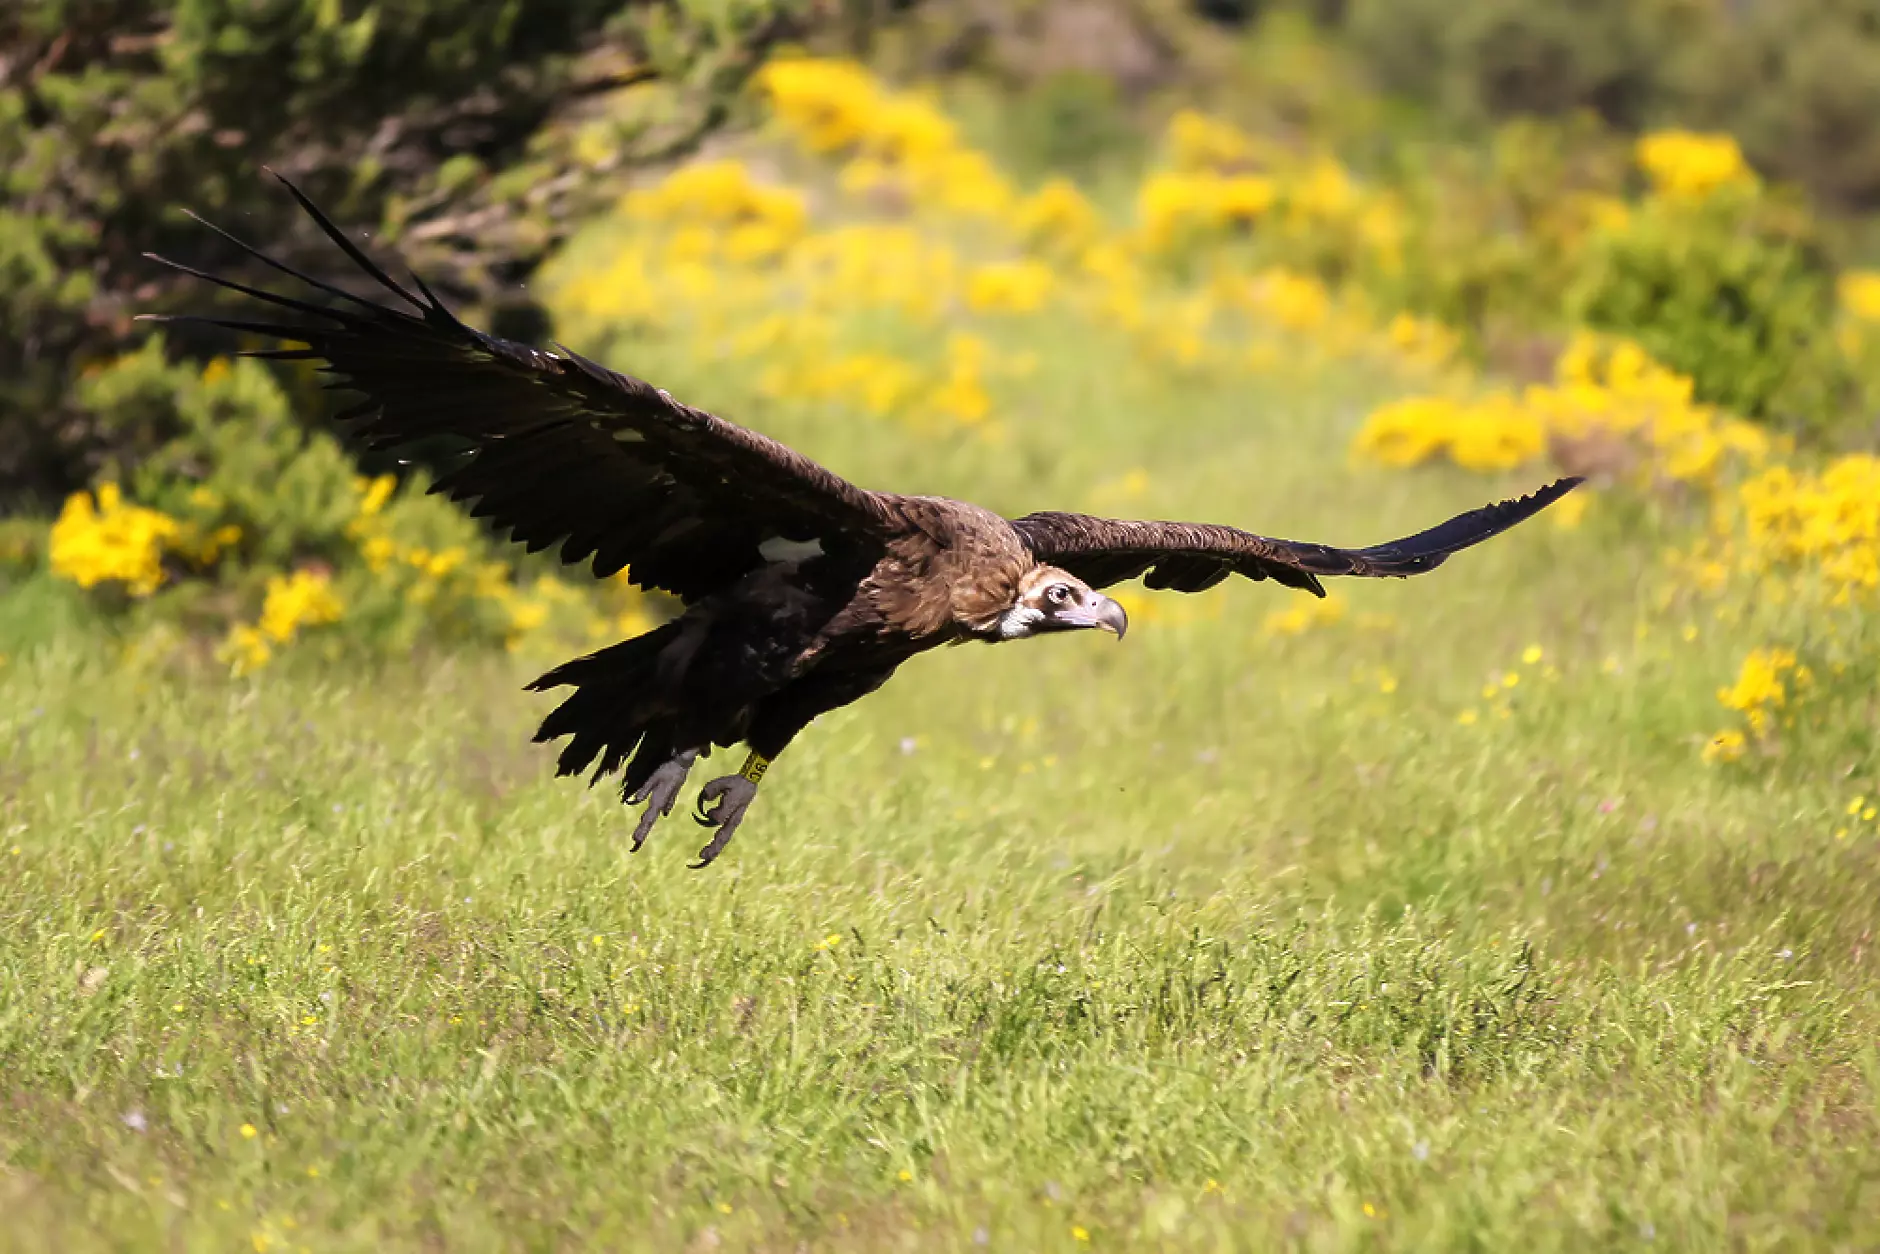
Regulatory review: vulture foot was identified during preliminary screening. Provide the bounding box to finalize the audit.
[625,750,698,852]
[690,774,758,868]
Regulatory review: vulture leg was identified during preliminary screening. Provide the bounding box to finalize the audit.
[624,748,700,852]
[690,768,762,868]
[684,664,902,868]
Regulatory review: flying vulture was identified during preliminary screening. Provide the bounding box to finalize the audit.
[144,176,1582,867]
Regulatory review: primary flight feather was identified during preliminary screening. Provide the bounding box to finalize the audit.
[144,175,1582,867]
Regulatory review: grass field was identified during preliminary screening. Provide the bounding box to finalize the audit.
[4,300,1878,1252]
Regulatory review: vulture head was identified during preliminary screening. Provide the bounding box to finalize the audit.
[996,566,1129,641]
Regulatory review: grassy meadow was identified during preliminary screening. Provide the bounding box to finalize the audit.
[5,58,1880,1254]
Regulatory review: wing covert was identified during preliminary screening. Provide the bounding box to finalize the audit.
[141,174,900,602]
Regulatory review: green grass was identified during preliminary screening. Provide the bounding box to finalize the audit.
[3,322,1878,1251]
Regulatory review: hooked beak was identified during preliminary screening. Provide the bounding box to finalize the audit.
[1059,592,1128,640]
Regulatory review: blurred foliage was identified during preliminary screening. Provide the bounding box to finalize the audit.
[10,0,1880,686]
[1311,0,1880,213]
[0,0,822,514]
[36,339,654,664]
[1340,0,1698,131]
[1568,187,1851,431]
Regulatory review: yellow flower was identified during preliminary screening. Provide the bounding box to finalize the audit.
[355,474,396,518]
[1263,595,1345,637]
[240,1123,258,1139]
[1840,271,1880,321]
[259,570,344,643]
[1012,178,1102,250]
[217,625,272,676]
[48,484,182,597]
[1702,729,1747,764]
[1636,130,1756,199]
[1550,490,1590,531]
[1521,645,1544,665]
[966,260,1055,315]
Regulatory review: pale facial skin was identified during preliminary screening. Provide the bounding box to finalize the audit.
[995,565,1129,641]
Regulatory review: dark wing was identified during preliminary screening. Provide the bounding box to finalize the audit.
[140,174,901,602]
[1010,478,1583,598]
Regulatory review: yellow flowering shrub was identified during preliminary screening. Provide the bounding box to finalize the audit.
[1012,178,1104,254]
[1838,271,1880,323]
[1634,131,1756,200]
[966,261,1055,315]
[258,570,343,643]
[1708,456,1880,604]
[759,58,1014,217]
[1353,335,1767,484]
[49,484,181,598]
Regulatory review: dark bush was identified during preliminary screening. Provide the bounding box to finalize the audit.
[1341,0,1697,130]
[1670,0,1880,212]
[0,0,811,515]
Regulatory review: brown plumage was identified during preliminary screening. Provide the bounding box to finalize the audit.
[144,175,1583,867]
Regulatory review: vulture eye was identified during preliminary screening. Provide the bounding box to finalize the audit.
[1046,584,1073,605]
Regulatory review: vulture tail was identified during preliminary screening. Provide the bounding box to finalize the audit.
[1343,476,1583,576]
[527,624,684,786]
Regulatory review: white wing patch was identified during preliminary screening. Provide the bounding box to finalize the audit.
[759,536,825,564]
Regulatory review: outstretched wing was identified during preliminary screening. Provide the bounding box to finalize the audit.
[1010,478,1583,598]
[141,174,900,602]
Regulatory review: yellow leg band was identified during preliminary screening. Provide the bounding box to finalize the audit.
[738,751,770,785]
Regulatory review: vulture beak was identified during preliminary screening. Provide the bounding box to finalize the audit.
[1060,592,1128,640]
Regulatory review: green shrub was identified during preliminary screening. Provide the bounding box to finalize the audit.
[1668,0,1880,211]
[1567,188,1852,430]
[1340,0,1696,130]
[0,0,818,515]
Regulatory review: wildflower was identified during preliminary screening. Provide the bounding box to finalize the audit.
[258,570,343,644]
[240,1123,258,1139]
[1840,271,1880,321]
[218,624,273,677]
[1717,646,1800,735]
[1456,708,1479,726]
[1072,1225,1090,1242]
[355,474,396,518]
[1550,490,1590,530]
[1636,130,1756,199]
[1013,178,1102,251]
[1263,595,1345,637]
[1701,730,1747,764]
[1521,645,1543,665]
[48,484,181,597]
[966,260,1054,315]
